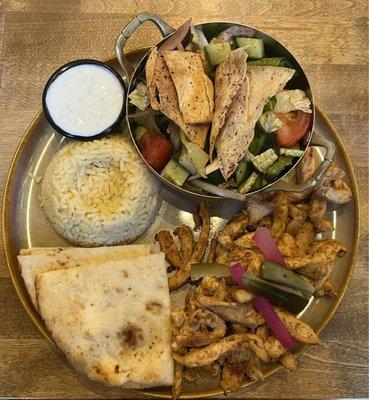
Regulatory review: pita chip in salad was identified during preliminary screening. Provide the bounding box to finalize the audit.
[216,75,250,179]
[163,50,214,124]
[246,66,295,128]
[209,48,248,159]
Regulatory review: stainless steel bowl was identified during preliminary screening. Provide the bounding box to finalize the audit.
[115,13,335,201]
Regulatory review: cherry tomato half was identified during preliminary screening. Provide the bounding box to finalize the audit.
[275,111,312,148]
[138,130,173,172]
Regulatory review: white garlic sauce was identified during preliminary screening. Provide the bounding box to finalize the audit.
[45,64,124,137]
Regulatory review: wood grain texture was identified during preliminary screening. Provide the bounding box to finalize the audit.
[0,0,368,398]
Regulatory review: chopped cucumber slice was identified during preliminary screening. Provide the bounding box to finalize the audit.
[235,37,264,59]
[239,172,258,194]
[251,174,264,191]
[251,149,278,173]
[265,155,293,179]
[161,159,190,187]
[204,42,231,66]
[280,148,304,157]
[247,57,294,68]
[134,125,147,141]
[235,159,252,185]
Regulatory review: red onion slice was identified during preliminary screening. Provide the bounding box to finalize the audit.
[157,20,192,54]
[253,227,285,266]
[213,26,255,43]
[191,179,246,201]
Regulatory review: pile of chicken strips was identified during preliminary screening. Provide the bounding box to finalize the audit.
[155,148,352,398]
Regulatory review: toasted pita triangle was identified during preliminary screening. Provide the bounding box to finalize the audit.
[216,75,250,179]
[152,55,208,147]
[145,47,160,110]
[246,66,295,127]
[209,48,248,159]
[163,51,214,124]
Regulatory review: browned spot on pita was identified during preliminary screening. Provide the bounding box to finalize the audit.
[146,301,163,315]
[118,323,144,348]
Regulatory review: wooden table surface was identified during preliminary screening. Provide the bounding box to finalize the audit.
[0,0,368,398]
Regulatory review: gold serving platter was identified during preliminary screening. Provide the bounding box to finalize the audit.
[2,48,360,398]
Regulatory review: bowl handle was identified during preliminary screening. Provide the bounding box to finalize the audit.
[271,131,336,193]
[115,13,174,87]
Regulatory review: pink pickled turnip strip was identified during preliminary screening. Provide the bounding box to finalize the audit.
[229,263,245,288]
[253,227,285,266]
[252,295,295,349]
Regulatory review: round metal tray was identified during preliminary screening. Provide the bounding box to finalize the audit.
[2,48,360,398]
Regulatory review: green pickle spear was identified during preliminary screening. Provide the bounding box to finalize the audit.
[242,272,310,314]
[261,261,315,296]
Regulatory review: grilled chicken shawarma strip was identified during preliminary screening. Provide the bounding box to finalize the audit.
[167,202,210,290]
[220,361,247,393]
[173,225,194,264]
[155,230,182,269]
[275,309,320,344]
[315,164,352,204]
[279,351,297,372]
[173,333,265,368]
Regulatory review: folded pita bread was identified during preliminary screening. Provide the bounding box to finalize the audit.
[216,75,250,179]
[163,51,214,124]
[145,47,160,110]
[209,48,248,159]
[20,247,68,255]
[246,66,295,127]
[36,253,173,388]
[18,244,151,309]
[147,52,208,148]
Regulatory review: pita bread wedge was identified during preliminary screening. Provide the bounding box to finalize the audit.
[163,51,214,124]
[246,66,295,127]
[209,48,248,159]
[18,244,151,309]
[153,55,208,147]
[36,253,173,388]
[145,47,160,110]
[216,76,250,179]
[20,247,68,256]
